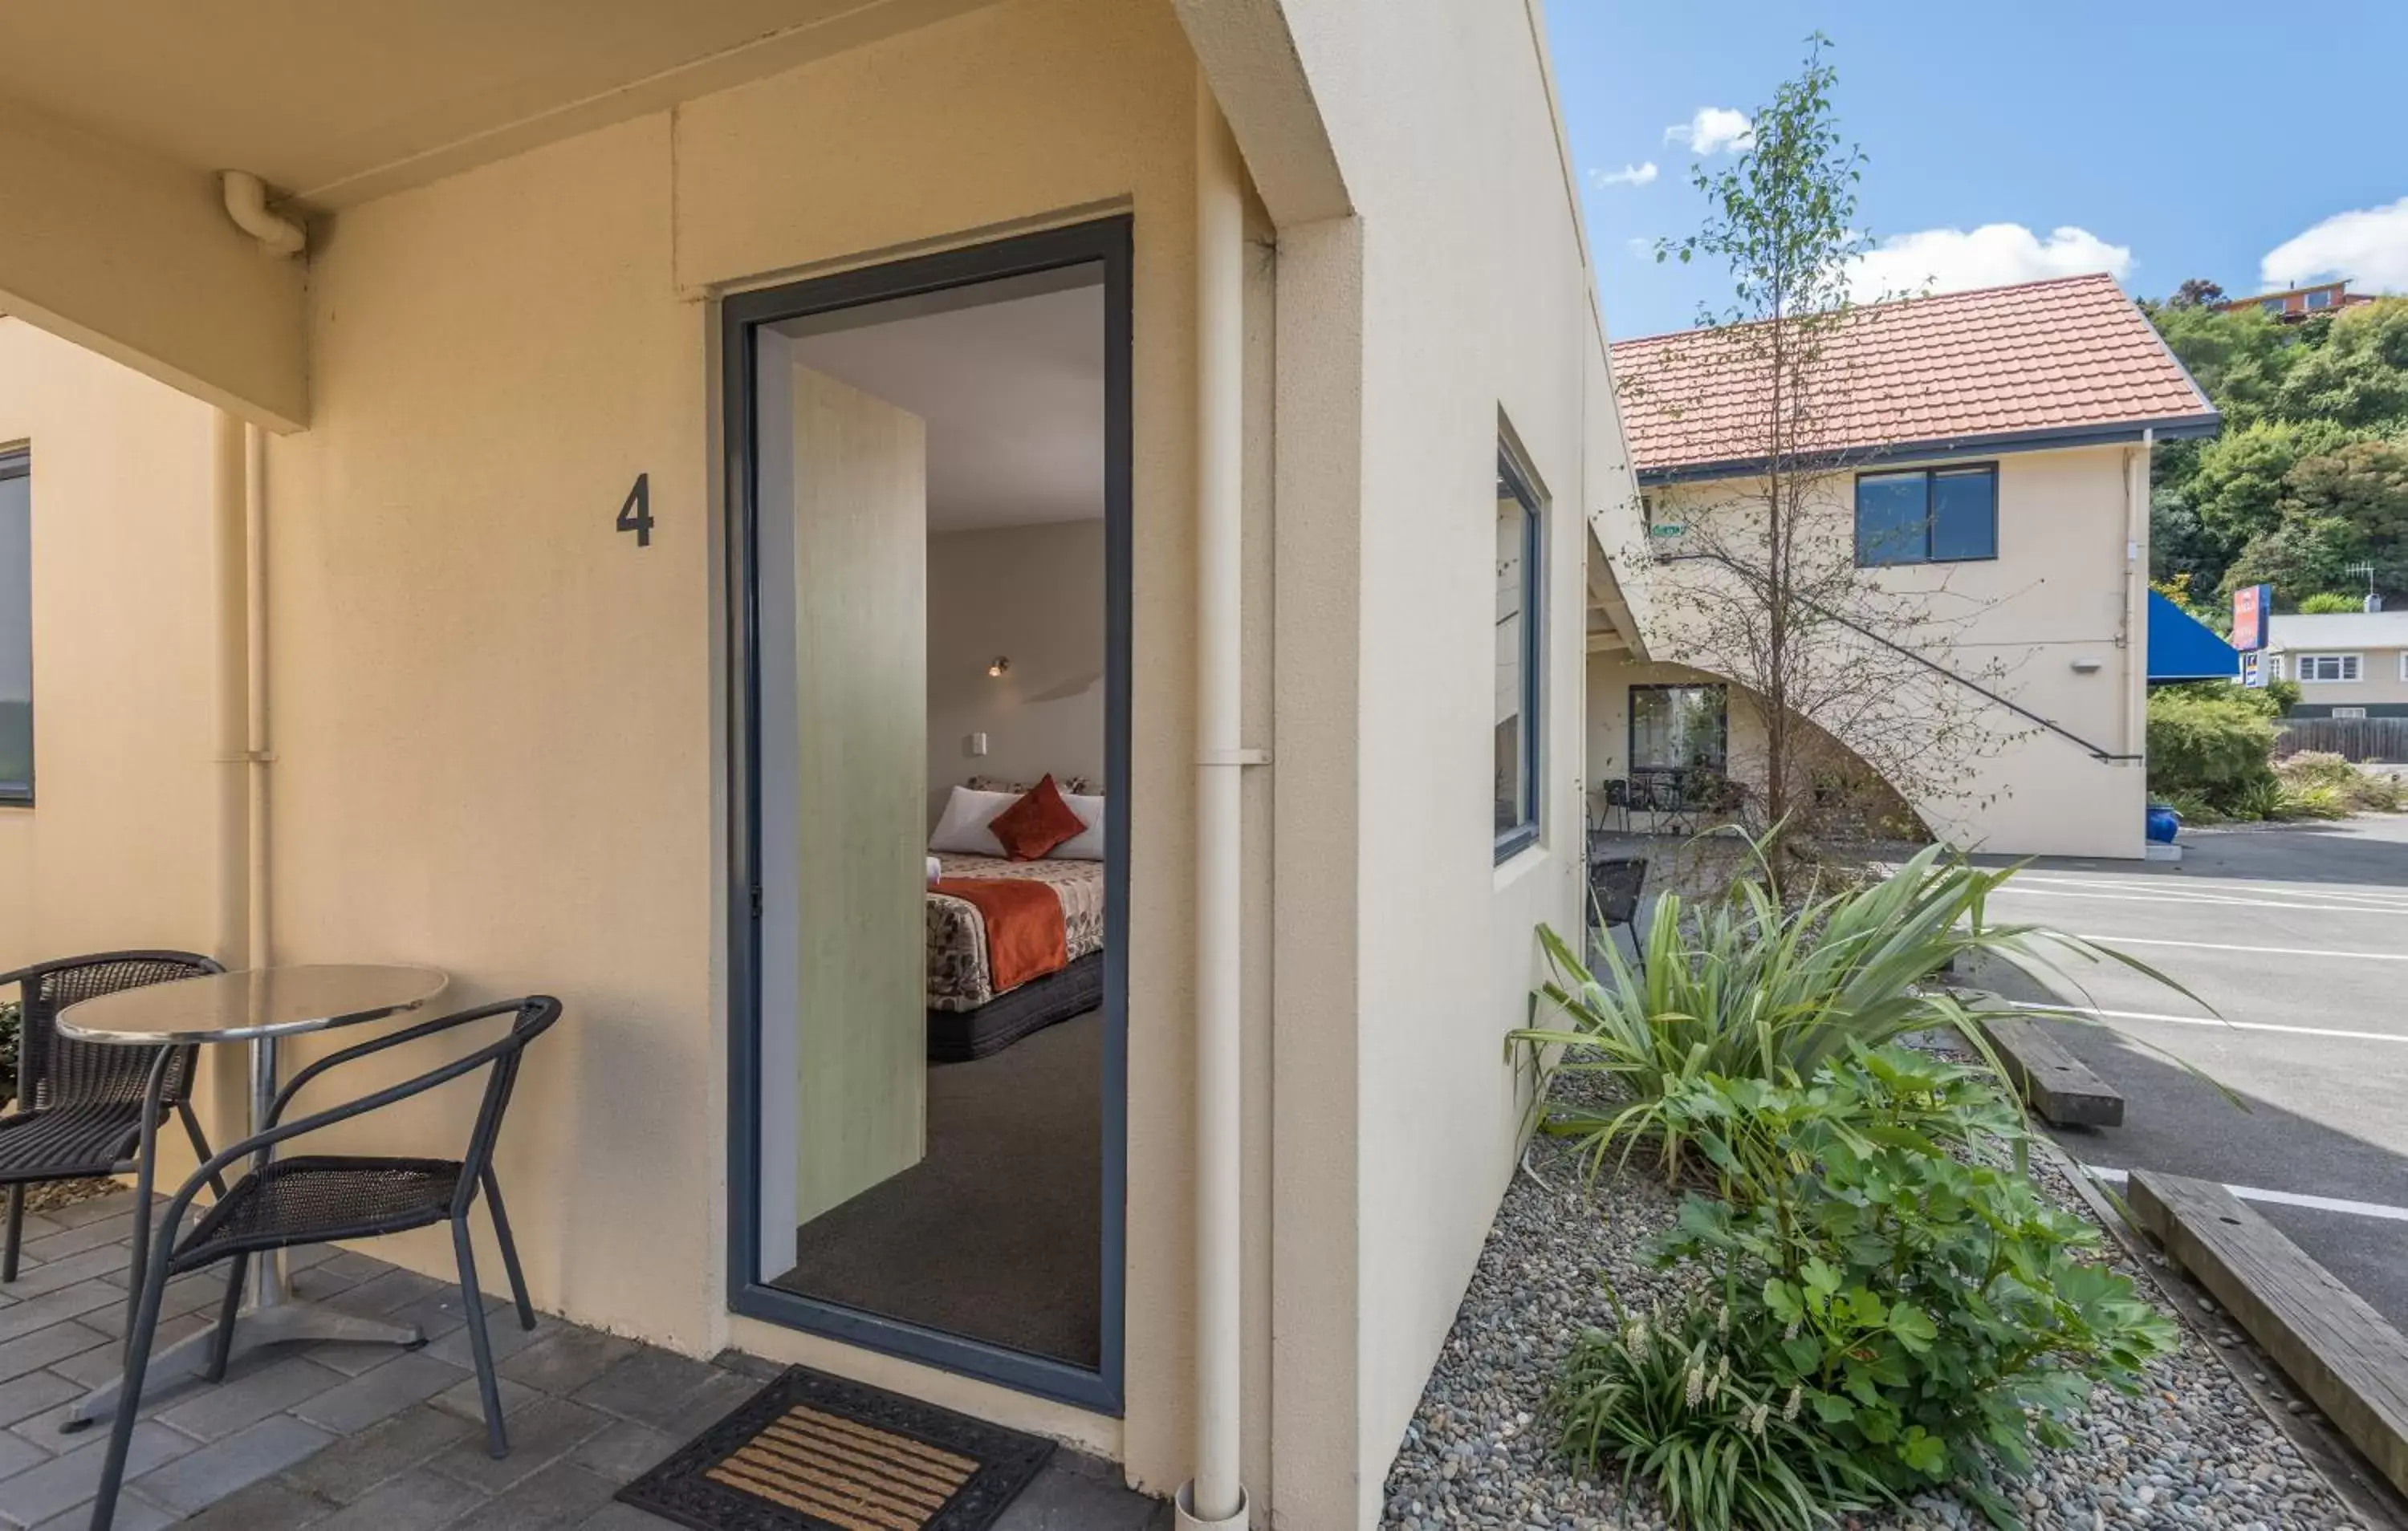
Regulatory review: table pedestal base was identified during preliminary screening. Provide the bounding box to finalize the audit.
[64,1302,425,1428]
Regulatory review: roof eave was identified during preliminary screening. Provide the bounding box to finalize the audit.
[1633,411,2223,487]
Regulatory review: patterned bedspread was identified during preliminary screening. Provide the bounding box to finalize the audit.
[925,855,1105,1012]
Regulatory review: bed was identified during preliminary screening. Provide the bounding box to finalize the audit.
[925,851,1106,1062]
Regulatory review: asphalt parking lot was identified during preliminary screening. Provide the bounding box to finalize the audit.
[1969,814,2408,1329]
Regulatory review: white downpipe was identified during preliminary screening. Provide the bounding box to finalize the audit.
[1178,72,1253,1531]
[209,413,250,969]
[243,424,273,969]
[220,171,307,257]
[2122,428,2153,763]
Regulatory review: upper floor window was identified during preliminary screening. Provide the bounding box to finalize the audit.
[1495,444,1545,860]
[2305,288,2333,311]
[2260,298,2285,315]
[2296,653,2361,683]
[0,451,27,804]
[1855,464,1998,567]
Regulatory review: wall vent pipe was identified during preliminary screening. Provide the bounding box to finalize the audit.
[220,171,306,256]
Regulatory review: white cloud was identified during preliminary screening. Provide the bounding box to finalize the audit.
[1591,161,1659,189]
[1844,224,2132,303]
[1665,108,1755,156]
[1625,237,1655,260]
[2260,197,2408,292]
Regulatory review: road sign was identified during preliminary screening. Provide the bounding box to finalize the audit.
[2239,651,2267,688]
[2232,583,2272,652]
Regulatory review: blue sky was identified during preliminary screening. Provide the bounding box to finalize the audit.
[1547,1,2408,340]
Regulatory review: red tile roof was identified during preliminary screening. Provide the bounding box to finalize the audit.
[1608,273,2216,479]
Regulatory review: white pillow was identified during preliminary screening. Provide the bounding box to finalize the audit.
[1052,792,1107,860]
[927,786,1019,857]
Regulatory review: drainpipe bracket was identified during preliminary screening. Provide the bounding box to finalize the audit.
[1198,748,1269,768]
[1173,1483,1250,1531]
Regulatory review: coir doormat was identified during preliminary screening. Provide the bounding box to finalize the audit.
[616,1365,1056,1531]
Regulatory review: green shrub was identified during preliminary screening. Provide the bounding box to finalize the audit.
[2296,591,2365,614]
[1556,1050,2178,1529]
[2275,749,2406,816]
[2146,686,2278,816]
[1513,842,2181,1184]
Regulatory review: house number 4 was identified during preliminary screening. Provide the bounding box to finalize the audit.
[616,474,653,547]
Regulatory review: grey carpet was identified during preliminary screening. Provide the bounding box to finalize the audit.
[772,1009,1103,1370]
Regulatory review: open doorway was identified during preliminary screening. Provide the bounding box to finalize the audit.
[724,221,1130,1411]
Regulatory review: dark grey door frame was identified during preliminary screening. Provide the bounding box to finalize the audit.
[720,217,1133,1414]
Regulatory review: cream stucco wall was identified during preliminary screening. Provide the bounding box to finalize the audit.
[1632,445,2149,858]
[0,320,224,969]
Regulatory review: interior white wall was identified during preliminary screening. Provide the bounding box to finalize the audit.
[925,520,1105,822]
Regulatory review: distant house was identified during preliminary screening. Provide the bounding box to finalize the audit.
[2215,280,2377,322]
[1605,273,2222,859]
[2267,610,2408,718]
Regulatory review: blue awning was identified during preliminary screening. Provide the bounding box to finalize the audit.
[2147,589,2239,684]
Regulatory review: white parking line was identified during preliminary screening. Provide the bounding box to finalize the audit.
[2081,1164,2408,1224]
[2007,1001,2408,1046]
[1997,884,2408,916]
[2070,934,2408,962]
[2017,875,2408,909]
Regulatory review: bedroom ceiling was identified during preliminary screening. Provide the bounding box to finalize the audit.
[783,278,1106,534]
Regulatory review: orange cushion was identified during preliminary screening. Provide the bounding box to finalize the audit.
[988,774,1088,861]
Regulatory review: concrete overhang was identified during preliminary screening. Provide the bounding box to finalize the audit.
[0,0,999,429]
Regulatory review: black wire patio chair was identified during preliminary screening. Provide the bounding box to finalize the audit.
[1586,857,1649,977]
[87,996,563,1531]
[0,952,227,1285]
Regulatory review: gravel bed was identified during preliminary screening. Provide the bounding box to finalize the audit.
[1378,1126,2362,1530]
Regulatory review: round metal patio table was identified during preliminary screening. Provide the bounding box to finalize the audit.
[55,964,449,1427]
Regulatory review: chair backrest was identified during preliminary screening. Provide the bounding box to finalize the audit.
[1587,858,1648,928]
[257,997,564,1215]
[2,952,222,1113]
[1603,778,1630,808]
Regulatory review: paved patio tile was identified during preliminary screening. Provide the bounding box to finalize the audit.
[323,1270,443,1322]
[169,1476,331,1531]
[424,1395,611,1496]
[0,1249,137,1305]
[14,1220,136,1269]
[0,1431,50,1486]
[0,1419,196,1527]
[421,1311,543,1372]
[0,1375,83,1432]
[47,1312,215,1392]
[495,1329,636,1398]
[572,1505,682,1530]
[5,1213,71,1246]
[428,1373,539,1424]
[569,1351,752,1432]
[0,1284,132,1348]
[992,1464,1170,1531]
[307,1466,486,1531]
[155,1354,346,1442]
[30,1494,174,1531]
[442,1459,618,1530]
[289,1354,466,1437]
[275,1403,474,1506]
[40,1196,136,1233]
[0,1324,110,1389]
[563,1419,676,1486]
[128,1412,334,1516]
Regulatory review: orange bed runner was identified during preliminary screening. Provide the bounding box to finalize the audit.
[930,877,1069,994]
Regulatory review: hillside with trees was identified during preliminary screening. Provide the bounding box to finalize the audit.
[2145,290,2408,611]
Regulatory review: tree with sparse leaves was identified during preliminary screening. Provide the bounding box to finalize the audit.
[1622,36,2011,862]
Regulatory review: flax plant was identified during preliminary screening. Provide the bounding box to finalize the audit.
[1511,837,2194,1186]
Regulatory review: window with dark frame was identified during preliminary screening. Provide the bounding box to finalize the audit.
[1855,464,1998,567]
[0,451,26,805]
[1628,684,1727,775]
[1495,446,1544,859]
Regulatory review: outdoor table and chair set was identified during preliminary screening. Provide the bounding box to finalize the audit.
[0,952,563,1529]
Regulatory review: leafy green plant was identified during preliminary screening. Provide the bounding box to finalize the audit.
[2146,685,2278,816]
[2296,591,2365,614]
[2276,749,2403,816]
[1511,840,2179,1184]
[1557,1291,1890,1530]
[1558,1050,2178,1529]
